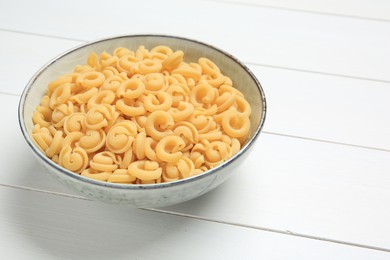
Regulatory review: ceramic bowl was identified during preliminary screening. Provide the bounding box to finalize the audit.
[18,35,266,208]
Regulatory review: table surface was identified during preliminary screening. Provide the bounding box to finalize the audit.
[1,0,390,259]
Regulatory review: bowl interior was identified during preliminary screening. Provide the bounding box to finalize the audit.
[20,35,266,189]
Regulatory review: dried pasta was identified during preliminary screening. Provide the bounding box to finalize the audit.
[31,45,251,184]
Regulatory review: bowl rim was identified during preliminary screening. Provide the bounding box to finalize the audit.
[18,34,267,190]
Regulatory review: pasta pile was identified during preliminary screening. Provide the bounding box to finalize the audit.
[31,45,251,184]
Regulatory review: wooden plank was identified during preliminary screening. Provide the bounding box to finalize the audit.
[2,31,390,150]
[2,93,390,249]
[1,185,389,259]
[209,0,390,21]
[0,0,389,81]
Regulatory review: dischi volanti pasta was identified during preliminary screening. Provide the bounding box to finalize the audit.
[31,45,251,184]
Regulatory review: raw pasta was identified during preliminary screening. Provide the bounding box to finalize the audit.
[31,45,251,184]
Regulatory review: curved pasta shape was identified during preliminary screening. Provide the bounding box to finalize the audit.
[216,91,236,113]
[189,112,214,134]
[131,115,147,133]
[63,131,84,148]
[106,120,137,153]
[200,73,225,88]
[135,45,151,60]
[87,90,116,109]
[156,135,186,163]
[204,141,232,167]
[168,101,194,121]
[90,151,118,172]
[172,66,201,81]
[151,45,173,59]
[59,146,89,173]
[221,109,250,138]
[52,101,74,127]
[85,104,115,130]
[107,169,137,183]
[144,137,159,162]
[133,132,147,160]
[143,92,172,112]
[118,148,135,169]
[32,125,53,151]
[173,122,199,152]
[71,87,99,104]
[117,78,145,99]
[128,160,162,181]
[45,130,64,158]
[162,50,184,71]
[49,83,72,109]
[76,71,105,89]
[87,52,99,69]
[143,73,168,94]
[163,156,195,182]
[99,51,119,69]
[219,84,244,97]
[32,106,52,127]
[81,168,111,181]
[116,54,138,75]
[145,111,174,140]
[199,130,223,142]
[116,98,146,117]
[48,75,74,96]
[199,57,220,76]
[113,47,134,58]
[137,59,162,75]
[189,82,218,108]
[63,113,87,134]
[101,74,124,92]
[166,83,190,106]
[78,129,106,153]
[234,95,252,117]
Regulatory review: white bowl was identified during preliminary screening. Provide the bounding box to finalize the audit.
[18,35,266,208]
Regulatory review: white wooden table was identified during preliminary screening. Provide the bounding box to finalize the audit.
[1,0,389,259]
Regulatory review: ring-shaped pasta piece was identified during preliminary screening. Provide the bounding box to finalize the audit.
[90,151,118,172]
[113,47,134,58]
[144,137,159,162]
[32,106,52,127]
[81,168,111,181]
[166,83,190,106]
[99,52,119,68]
[106,120,137,153]
[63,113,87,134]
[76,71,105,89]
[162,50,184,71]
[204,141,232,167]
[145,111,174,140]
[107,169,137,183]
[49,83,71,109]
[133,132,147,160]
[78,129,106,153]
[173,121,199,152]
[52,101,74,127]
[216,91,236,113]
[219,84,244,97]
[117,78,145,99]
[63,131,84,148]
[48,75,73,96]
[128,160,162,181]
[189,112,214,134]
[138,59,162,75]
[135,45,150,61]
[32,125,53,151]
[85,104,114,130]
[168,101,194,122]
[101,75,124,92]
[116,54,138,75]
[234,95,252,117]
[189,83,218,108]
[199,131,223,142]
[151,45,173,56]
[163,156,195,182]
[222,110,251,138]
[156,135,186,163]
[143,92,173,112]
[87,52,99,68]
[143,73,168,94]
[118,148,135,169]
[116,99,146,117]
[71,87,99,105]
[59,146,89,173]
[172,67,201,81]
[199,57,221,76]
[45,130,64,158]
[87,90,116,110]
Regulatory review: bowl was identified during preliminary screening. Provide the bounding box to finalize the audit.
[18,35,266,208]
